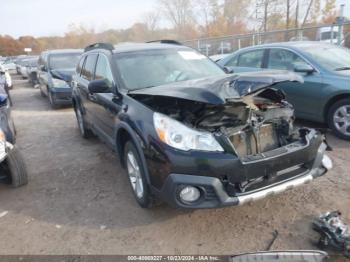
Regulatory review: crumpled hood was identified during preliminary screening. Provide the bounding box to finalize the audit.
[129,71,303,105]
[50,68,75,82]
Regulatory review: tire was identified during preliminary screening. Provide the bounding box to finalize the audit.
[74,106,93,139]
[48,91,59,109]
[4,146,28,188]
[327,98,350,140]
[40,86,46,97]
[124,141,155,208]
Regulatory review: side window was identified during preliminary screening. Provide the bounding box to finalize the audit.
[238,50,265,68]
[268,49,309,71]
[94,55,114,88]
[81,54,98,81]
[226,55,238,67]
[77,56,86,75]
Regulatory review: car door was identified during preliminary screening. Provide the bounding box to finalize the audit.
[78,53,98,125]
[265,48,325,119]
[224,49,267,73]
[91,54,121,146]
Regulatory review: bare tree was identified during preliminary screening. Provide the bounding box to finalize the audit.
[158,0,196,37]
[142,11,160,32]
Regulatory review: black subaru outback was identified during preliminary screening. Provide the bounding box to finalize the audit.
[72,41,332,209]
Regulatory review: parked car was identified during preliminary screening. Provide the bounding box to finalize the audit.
[210,53,230,63]
[1,59,17,71]
[38,49,82,108]
[0,85,28,187]
[316,26,343,44]
[25,58,39,86]
[218,42,350,140]
[71,42,332,209]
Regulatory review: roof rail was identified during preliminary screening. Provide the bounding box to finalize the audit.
[146,40,182,46]
[84,43,115,52]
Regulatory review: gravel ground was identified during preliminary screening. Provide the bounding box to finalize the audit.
[0,75,349,259]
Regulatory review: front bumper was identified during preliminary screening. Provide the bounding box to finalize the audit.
[158,139,331,209]
[50,87,73,105]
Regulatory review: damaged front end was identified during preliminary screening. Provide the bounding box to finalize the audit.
[130,72,332,208]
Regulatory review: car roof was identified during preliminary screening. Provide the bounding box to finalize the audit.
[235,41,336,52]
[84,42,189,55]
[43,49,83,55]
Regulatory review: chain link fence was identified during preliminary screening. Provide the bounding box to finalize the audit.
[182,22,350,57]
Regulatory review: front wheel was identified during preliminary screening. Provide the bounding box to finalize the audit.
[74,106,93,139]
[48,91,58,109]
[328,99,350,140]
[124,141,155,208]
[3,146,28,188]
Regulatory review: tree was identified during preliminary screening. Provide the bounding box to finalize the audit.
[158,0,197,39]
[322,0,337,23]
[142,11,160,32]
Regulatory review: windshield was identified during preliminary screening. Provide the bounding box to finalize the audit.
[114,49,225,90]
[304,45,350,71]
[49,53,81,70]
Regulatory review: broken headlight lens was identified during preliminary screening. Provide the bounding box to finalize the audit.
[153,112,224,152]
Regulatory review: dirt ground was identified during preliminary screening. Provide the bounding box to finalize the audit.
[0,75,349,259]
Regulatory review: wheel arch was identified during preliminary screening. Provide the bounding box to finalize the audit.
[324,93,350,121]
[115,123,151,185]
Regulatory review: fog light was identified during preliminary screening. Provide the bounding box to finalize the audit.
[179,186,201,203]
[322,154,333,171]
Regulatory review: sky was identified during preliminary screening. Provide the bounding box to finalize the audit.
[1,0,157,38]
[1,0,350,38]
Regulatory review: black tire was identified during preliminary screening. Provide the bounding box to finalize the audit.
[124,141,155,208]
[74,106,93,139]
[4,146,28,188]
[327,98,350,140]
[40,86,46,97]
[48,91,59,109]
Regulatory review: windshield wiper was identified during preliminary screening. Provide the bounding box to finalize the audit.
[335,67,350,71]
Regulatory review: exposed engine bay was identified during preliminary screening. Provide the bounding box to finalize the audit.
[132,87,302,158]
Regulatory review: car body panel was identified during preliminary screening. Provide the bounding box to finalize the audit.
[218,42,350,123]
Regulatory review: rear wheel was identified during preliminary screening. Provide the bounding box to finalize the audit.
[328,99,350,140]
[74,106,93,139]
[124,141,155,208]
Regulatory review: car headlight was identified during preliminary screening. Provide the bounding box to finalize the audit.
[52,78,69,88]
[153,112,224,152]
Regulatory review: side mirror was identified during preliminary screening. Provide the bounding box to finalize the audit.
[223,66,234,74]
[294,63,315,74]
[88,80,110,94]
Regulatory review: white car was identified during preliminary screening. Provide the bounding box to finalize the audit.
[316,26,344,44]
[2,61,16,71]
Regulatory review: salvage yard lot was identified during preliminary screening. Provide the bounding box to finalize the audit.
[0,74,349,255]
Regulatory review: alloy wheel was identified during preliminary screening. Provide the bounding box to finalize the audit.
[126,150,144,199]
[333,105,350,137]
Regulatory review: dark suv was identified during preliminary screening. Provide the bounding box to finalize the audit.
[38,49,82,108]
[72,42,332,209]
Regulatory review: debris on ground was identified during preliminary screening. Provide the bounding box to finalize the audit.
[266,230,279,251]
[0,211,8,219]
[313,211,350,258]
